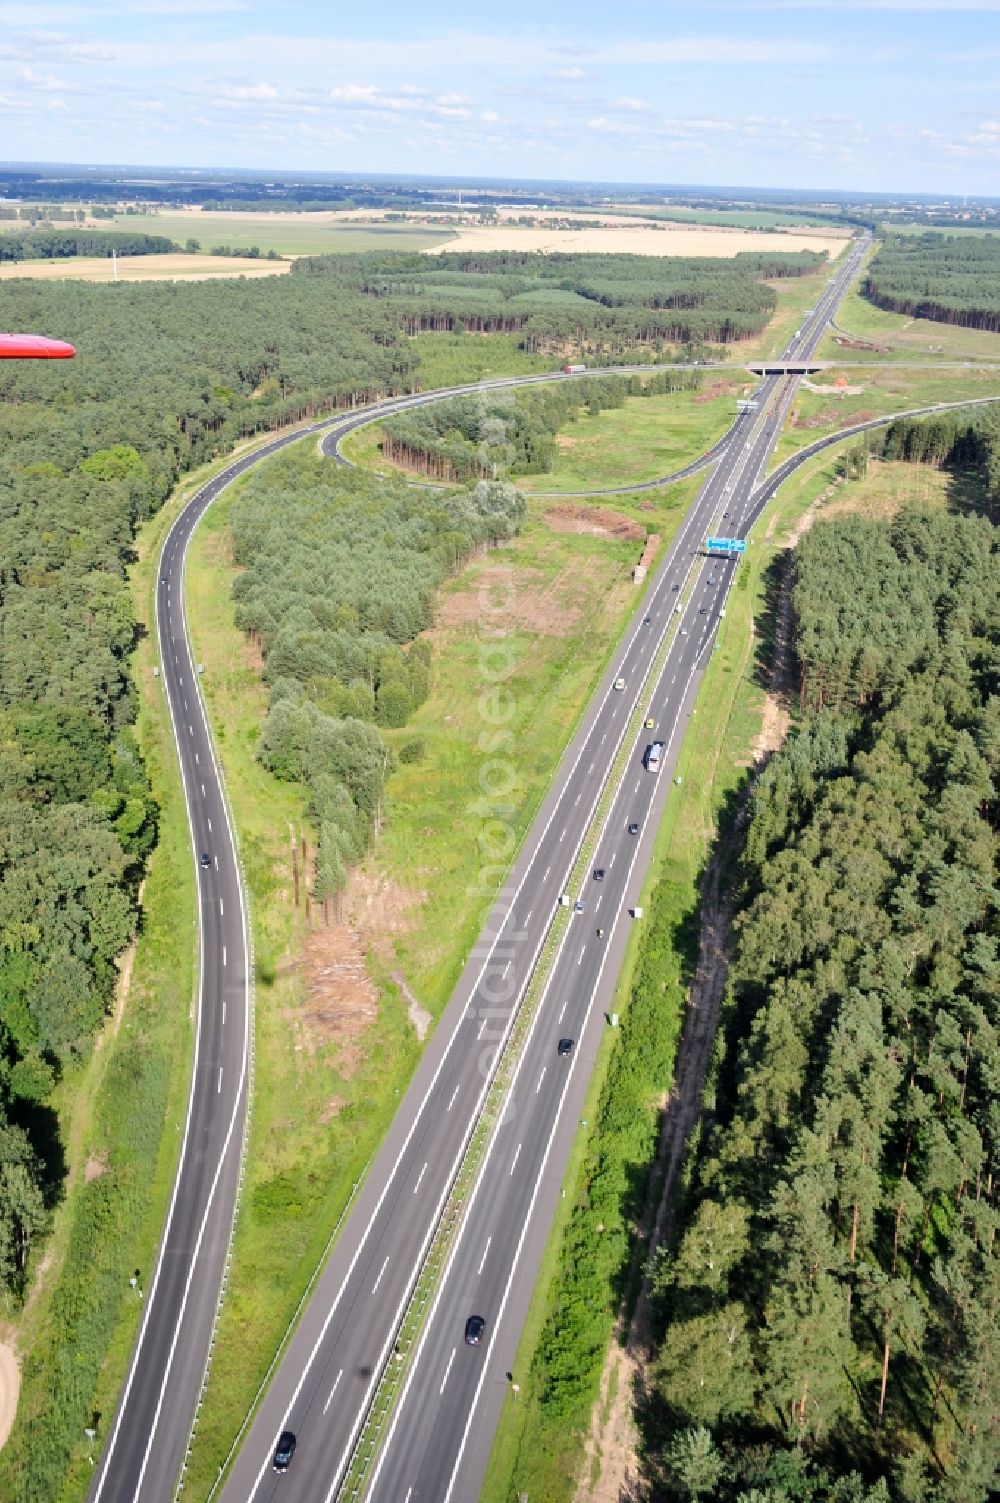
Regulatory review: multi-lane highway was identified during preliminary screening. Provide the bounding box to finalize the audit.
[95,229,999,1503]
[208,236,869,1503]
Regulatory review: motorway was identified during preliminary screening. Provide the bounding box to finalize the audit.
[94,228,1000,1503]
[212,236,867,1503]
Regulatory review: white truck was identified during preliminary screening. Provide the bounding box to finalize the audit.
[644,740,665,773]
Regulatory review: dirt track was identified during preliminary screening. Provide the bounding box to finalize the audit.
[0,1341,19,1453]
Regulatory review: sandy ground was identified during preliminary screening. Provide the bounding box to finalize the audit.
[0,1341,19,1453]
[0,254,291,282]
[426,224,848,259]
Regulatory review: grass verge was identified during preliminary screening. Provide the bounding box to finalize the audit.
[771,362,1000,470]
[817,272,1000,364]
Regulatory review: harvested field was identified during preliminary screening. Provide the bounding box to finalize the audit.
[0,254,291,282]
[426,224,848,259]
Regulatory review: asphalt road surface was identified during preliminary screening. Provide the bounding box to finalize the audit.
[216,238,869,1503]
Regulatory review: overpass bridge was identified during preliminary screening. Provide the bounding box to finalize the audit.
[744,359,833,375]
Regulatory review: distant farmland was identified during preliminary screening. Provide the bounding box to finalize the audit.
[111,211,456,257]
[0,253,293,282]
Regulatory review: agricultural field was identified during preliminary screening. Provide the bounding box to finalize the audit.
[112,210,454,257]
[426,222,849,260]
[0,252,291,281]
[886,221,1000,236]
[610,202,852,231]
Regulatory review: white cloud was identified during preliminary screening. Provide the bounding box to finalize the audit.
[547,65,588,80]
[0,28,116,61]
[612,95,651,112]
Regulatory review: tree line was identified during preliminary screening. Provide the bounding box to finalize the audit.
[863,234,1000,332]
[0,229,178,262]
[378,371,698,481]
[228,449,526,898]
[646,504,998,1503]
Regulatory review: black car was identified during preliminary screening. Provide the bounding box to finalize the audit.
[272,1431,296,1472]
[593,868,605,881]
[199,852,212,869]
[465,1315,485,1346]
[557,1038,575,1057]
[643,615,652,624]
[628,821,639,835]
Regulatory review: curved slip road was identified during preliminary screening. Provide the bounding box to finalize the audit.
[216,237,871,1503]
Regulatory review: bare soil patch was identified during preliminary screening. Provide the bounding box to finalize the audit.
[297,923,378,1071]
[834,335,890,354]
[543,505,646,542]
[802,378,865,397]
[434,554,613,639]
[293,866,428,1071]
[691,379,742,405]
[84,1154,108,1184]
[391,971,433,1042]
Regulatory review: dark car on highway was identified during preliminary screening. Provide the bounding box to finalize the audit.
[558,1038,575,1057]
[628,821,639,835]
[593,867,605,881]
[272,1431,296,1473]
[465,1315,485,1346]
[199,852,211,869]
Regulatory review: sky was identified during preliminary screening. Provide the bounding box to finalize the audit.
[1,1,999,195]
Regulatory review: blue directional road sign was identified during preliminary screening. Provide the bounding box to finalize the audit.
[705,536,747,554]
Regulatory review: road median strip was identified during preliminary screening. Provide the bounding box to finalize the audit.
[334,540,701,1501]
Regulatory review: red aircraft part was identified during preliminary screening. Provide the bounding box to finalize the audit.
[0,333,76,359]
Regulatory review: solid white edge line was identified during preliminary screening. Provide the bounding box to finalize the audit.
[127,470,255,1503]
[93,466,253,1503]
